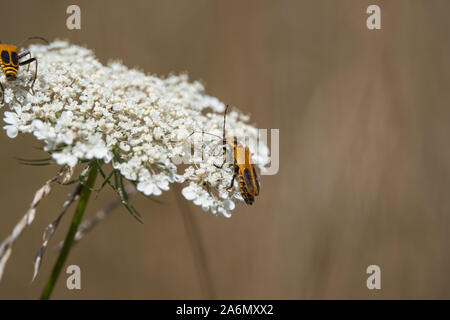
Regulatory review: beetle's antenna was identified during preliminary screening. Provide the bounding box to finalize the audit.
[185,131,222,141]
[223,105,229,142]
[17,36,49,48]
[182,105,229,143]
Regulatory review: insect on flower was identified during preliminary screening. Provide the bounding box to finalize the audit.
[188,105,261,205]
[0,36,48,104]
[216,105,260,205]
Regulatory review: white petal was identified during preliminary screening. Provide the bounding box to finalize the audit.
[182,186,197,200]
[223,200,235,211]
[5,125,18,138]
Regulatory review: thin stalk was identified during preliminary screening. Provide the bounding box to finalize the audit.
[173,185,215,299]
[40,162,98,300]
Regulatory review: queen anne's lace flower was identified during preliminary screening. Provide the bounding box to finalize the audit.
[1,41,269,217]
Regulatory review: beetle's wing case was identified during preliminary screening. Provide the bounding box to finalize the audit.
[252,166,260,196]
[243,167,256,195]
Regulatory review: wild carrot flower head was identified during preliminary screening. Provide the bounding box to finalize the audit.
[1,40,269,217]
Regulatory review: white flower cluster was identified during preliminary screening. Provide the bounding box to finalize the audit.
[1,41,269,217]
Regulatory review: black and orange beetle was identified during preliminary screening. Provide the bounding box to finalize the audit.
[185,105,261,205]
[0,36,48,103]
[214,105,260,205]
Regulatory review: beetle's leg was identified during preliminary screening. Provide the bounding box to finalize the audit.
[18,51,31,71]
[226,164,238,190]
[18,51,30,58]
[226,173,236,190]
[19,57,37,94]
[214,138,227,169]
[0,82,4,105]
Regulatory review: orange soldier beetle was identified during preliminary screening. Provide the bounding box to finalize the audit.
[0,36,48,104]
[214,105,260,205]
[187,106,260,205]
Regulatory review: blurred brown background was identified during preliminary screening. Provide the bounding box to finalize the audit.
[0,0,450,299]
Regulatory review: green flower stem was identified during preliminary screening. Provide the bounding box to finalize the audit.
[40,162,98,300]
